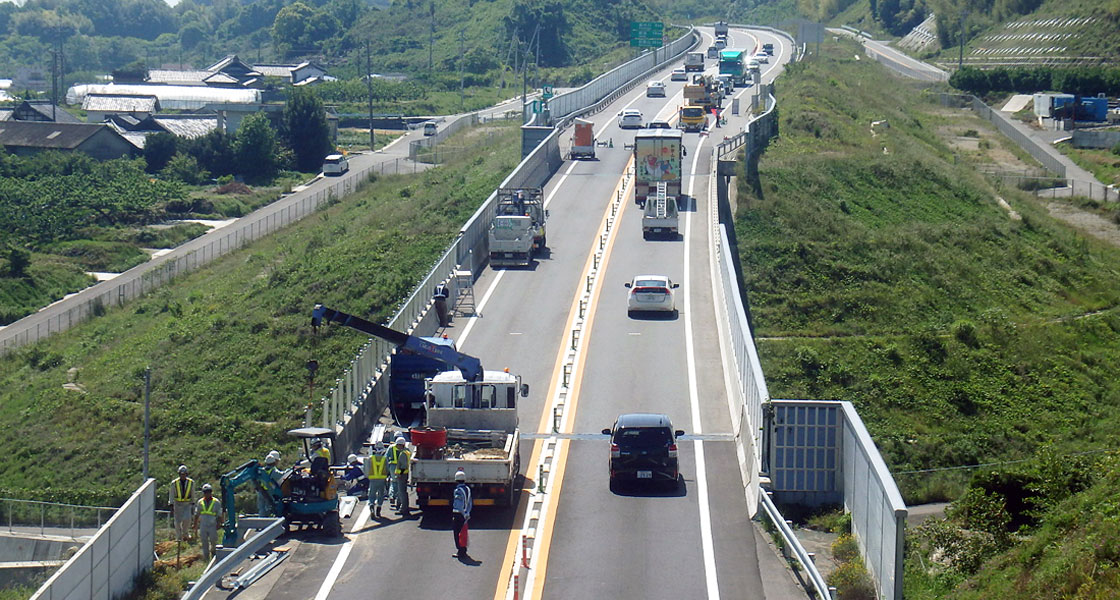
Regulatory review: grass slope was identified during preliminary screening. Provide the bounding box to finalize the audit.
[737,38,1120,503]
[0,122,520,506]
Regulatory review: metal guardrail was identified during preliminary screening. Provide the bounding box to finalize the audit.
[759,489,833,599]
[181,517,286,600]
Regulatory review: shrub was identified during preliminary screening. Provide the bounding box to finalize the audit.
[952,320,980,348]
[833,533,861,561]
[160,154,209,186]
[828,558,876,600]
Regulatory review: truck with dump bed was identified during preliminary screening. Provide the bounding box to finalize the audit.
[684,52,704,72]
[715,21,729,37]
[678,105,707,132]
[762,42,774,55]
[633,129,684,207]
[410,369,525,508]
[489,188,547,267]
[642,182,679,239]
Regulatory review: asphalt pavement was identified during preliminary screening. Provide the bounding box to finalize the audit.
[201,27,811,600]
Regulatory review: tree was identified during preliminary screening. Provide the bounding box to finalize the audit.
[234,113,279,181]
[7,247,30,278]
[284,88,333,173]
[144,132,178,173]
[180,130,235,178]
[160,153,209,185]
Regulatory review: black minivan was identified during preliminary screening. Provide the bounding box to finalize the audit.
[603,413,685,488]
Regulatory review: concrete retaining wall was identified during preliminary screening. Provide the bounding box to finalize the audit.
[1072,129,1120,149]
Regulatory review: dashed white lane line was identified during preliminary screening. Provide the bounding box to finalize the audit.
[683,66,720,599]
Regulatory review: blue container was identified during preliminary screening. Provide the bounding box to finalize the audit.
[1078,97,1108,122]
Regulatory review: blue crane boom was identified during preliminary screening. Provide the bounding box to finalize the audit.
[310,304,484,382]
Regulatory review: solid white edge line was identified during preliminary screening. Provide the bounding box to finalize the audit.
[313,502,371,600]
[684,98,720,600]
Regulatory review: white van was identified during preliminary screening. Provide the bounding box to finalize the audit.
[422,121,438,136]
[322,154,349,176]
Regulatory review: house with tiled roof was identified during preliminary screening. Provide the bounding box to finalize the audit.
[0,121,135,159]
[82,94,160,122]
[103,113,219,150]
[145,55,331,89]
[0,100,82,123]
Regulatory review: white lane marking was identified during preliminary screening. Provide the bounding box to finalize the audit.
[683,91,720,600]
[456,268,504,348]
[313,502,371,600]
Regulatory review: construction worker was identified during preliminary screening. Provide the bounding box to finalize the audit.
[367,442,390,519]
[389,437,411,515]
[169,465,195,542]
[309,438,331,465]
[258,453,280,516]
[194,484,223,563]
[452,469,472,557]
[342,454,369,497]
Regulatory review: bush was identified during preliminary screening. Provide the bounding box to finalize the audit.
[828,558,876,600]
[832,533,861,561]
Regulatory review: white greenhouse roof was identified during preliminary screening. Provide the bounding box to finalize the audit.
[66,84,260,110]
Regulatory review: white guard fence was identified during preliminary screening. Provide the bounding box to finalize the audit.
[29,479,156,600]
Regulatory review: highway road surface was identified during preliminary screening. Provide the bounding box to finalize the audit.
[204,27,808,600]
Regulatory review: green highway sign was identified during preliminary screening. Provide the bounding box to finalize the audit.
[630,21,664,48]
[542,85,554,99]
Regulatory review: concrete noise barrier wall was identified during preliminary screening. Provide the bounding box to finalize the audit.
[29,479,155,600]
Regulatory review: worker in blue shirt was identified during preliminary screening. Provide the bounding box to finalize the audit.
[342,454,369,497]
[452,469,472,557]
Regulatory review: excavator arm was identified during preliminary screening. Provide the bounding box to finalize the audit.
[220,460,281,544]
[311,304,483,381]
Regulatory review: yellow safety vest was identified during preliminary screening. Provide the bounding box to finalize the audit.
[393,448,411,474]
[174,478,194,502]
[198,497,219,516]
[369,454,388,479]
[315,447,331,461]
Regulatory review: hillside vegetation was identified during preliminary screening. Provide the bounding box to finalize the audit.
[737,37,1120,595]
[0,121,520,507]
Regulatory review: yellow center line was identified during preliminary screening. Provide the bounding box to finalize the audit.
[492,158,634,600]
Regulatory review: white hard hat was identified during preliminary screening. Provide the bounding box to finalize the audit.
[178,465,188,474]
[454,469,466,482]
[202,483,213,492]
[348,454,359,464]
[267,450,280,459]
[395,436,406,445]
[311,438,323,448]
[264,455,277,465]
[374,441,385,451]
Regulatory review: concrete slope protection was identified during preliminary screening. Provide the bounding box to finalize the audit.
[215,27,803,600]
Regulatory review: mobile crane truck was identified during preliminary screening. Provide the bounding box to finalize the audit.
[311,305,528,509]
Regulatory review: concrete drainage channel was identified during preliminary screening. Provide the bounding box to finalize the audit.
[502,165,633,600]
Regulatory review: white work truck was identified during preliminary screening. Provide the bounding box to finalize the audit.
[488,188,547,267]
[642,182,679,239]
[411,370,525,508]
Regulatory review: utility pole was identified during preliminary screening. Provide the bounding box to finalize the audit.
[521,38,528,123]
[958,11,968,71]
[366,41,375,151]
[458,29,466,112]
[428,1,435,73]
[142,368,151,482]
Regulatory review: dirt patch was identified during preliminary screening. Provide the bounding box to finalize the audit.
[1047,202,1120,246]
